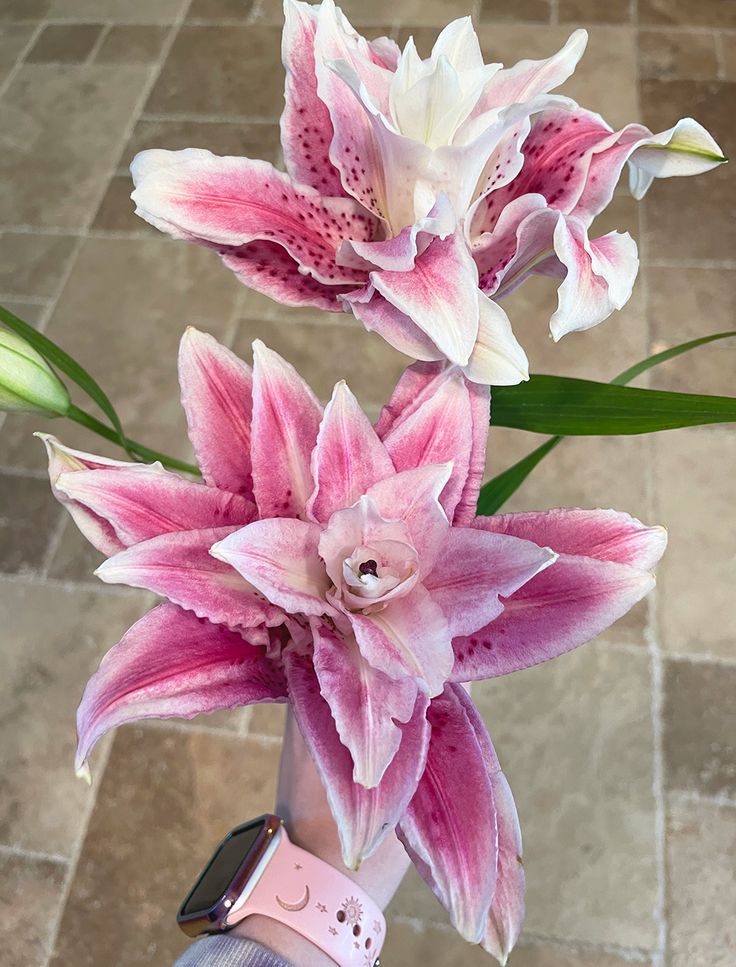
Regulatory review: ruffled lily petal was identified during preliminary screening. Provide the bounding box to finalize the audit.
[250,340,323,519]
[95,527,281,630]
[397,683,498,943]
[451,510,667,680]
[628,116,727,197]
[283,646,430,868]
[281,0,344,196]
[453,686,525,966]
[54,464,254,547]
[307,379,394,524]
[178,327,254,498]
[39,434,131,555]
[424,527,555,638]
[345,286,446,362]
[551,217,639,339]
[463,292,529,386]
[349,584,453,696]
[452,378,491,527]
[211,517,330,617]
[312,620,418,788]
[76,603,286,776]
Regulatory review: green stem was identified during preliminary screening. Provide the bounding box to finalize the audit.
[67,404,200,476]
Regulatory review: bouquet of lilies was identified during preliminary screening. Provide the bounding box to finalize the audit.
[1,2,733,963]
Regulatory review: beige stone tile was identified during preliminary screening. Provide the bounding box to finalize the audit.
[0,852,67,966]
[231,313,412,409]
[663,658,736,798]
[91,173,158,232]
[640,0,736,29]
[186,0,257,19]
[475,25,639,129]
[0,473,62,574]
[472,642,658,948]
[666,797,736,967]
[720,33,736,81]
[247,701,287,739]
[647,266,736,344]
[50,724,279,967]
[480,0,551,23]
[121,118,281,171]
[0,231,77,298]
[0,299,46,325]
[254,0,467,26]
[645,342,736,398]
[47,0,186,22]
[0,65,149,228]
[382,923,651,966]
[652,428,735,659]
[0,0,49,21]
[0,580,151,855]
[638,29,719,81]
[94,24,169,64]
[639,80,734,263]
[145,25,284,119]
[0,23,34,85]
[560,0,631,23]
[0,235,240,471]
[25,23,103,63]
[46,516,105,581]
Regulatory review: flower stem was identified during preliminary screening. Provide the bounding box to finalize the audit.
[67,404,200,476]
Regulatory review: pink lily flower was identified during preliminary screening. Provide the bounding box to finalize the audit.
[43,330,666,961]
[130,0,724,383]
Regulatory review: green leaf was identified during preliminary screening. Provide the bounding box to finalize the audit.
[491,376,736,435]
[0,304,132,458]
[478,331,736,515]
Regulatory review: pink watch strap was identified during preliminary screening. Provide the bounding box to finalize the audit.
[226,825,385,967]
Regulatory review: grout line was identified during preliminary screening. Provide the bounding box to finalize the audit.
[0,20,44,101]
[643,257,736,270]
[661,648,736,667]
[0,570,153,596]
[84,23,112,64]
[667,788,736,810]
[549,0,559,27]
[0,293,51,305]
[42,735,115,967]
[39,513,69,579]
[713,30,726,80]
[141,717,282,745]
[140,110,281,124]
[0,842,69,867]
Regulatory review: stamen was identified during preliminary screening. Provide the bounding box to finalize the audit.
[358,559,378,577]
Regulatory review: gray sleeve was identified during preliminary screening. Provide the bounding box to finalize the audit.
[172,936,295,967]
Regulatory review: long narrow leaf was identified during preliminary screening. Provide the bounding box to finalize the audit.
[479,331,736,514]
[0,304,132,457]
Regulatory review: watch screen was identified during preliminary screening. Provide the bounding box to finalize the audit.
[181,820,265,915]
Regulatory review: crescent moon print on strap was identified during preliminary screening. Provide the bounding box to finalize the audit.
[228,825,385,967]
[275,885,310,912]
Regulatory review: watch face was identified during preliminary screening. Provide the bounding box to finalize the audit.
[177,815,279,936]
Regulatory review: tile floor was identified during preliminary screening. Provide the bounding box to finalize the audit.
[0,1,734,966]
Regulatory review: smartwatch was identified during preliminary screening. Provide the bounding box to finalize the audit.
[177,815,385,967]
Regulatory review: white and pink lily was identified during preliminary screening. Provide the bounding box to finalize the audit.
[130,0,724,383]
[43,329,666,962]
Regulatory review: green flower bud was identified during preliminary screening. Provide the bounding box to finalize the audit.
[0,328,70,417]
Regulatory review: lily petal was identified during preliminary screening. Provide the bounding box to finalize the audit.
[131,150,374,285]
[450,510,666,681]
[55,464,254,547]
[349,584,453,696]
[283,646,430,867]
[397,683,498,943]
[178,327,254,498]
[75,603,286,775]
[95,526,281,630]
[281,0,344,196]
[452,686,524,966]
[381,368,473,522]
[312,620,418,788]
[463,292,529,386]
[551,217,639,339]
[307,379,395,524]
[211,517,330,617]
[373,361,449,439]
[452,378,491,527]
[346,286,445,362]
[39,434,130,555]
[250,340,323,519]
[628,116,727,197]
[424,527,555,638]
[371,231,480,367]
